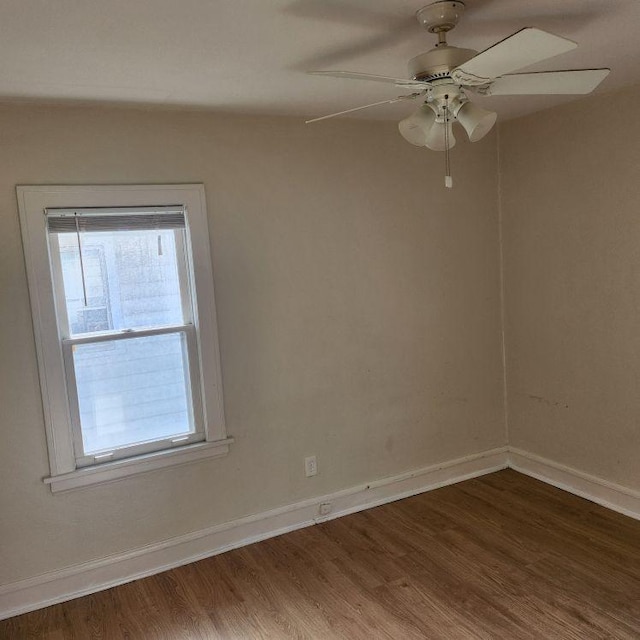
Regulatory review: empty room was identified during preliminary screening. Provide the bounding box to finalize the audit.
[1,0,640,638]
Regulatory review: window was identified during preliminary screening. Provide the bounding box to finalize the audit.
[18,185,231,492]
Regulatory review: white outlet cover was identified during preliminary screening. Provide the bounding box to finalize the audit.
[304,456,317,477]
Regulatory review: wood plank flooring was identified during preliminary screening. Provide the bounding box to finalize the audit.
[3,469,640,639]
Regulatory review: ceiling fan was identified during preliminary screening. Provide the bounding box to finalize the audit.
[306,1,609,187]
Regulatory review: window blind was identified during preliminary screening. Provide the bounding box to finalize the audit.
[46,206,186,233]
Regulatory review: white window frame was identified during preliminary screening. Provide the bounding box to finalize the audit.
[18,184,231,492]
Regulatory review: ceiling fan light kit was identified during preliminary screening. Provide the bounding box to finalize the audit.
[306,0,610,188]
[456,101,498,142]
[399,102,458,151]
[398,105,437,147]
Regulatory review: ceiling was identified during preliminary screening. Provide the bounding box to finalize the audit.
[1,0,639,122]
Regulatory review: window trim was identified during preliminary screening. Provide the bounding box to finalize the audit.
[18,184,231,492]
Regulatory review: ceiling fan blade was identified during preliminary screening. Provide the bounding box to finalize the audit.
[485,69,610,96]
[451,28,577,86]
[309,70,426,88]
[305,93,422,124]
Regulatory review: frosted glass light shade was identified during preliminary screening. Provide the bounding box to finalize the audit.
[456,101,497,142]
[425,121,456,151]
[398,105,437,146]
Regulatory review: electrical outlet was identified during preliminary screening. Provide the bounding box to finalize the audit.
[319,502,332,516]
[304,455,317,477]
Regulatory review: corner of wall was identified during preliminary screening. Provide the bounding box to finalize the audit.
[496,123,509,447]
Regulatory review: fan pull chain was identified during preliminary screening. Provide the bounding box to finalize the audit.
[444,96,453,188]
[74,214,89,307]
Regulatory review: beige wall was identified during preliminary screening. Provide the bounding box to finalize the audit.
[500,83,640,490]
[0,105,504,584]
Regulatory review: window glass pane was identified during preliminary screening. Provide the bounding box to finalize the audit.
[72,332,195,455]
[55,229,185,335]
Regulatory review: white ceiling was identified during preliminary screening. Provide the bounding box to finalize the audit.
[1,0,638,122]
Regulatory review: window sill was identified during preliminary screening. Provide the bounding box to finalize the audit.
[44,437,234,493]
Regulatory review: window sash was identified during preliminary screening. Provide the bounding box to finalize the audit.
[62,324,205,467]
[47,228,193,340]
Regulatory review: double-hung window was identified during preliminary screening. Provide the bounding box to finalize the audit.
[18,185,230,492]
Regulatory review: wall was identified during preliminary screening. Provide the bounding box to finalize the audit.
[500,83,640,491]
[0,105,504,584]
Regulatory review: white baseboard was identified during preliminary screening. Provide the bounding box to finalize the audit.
[508,447,640,521]
[6,445,638,622]
[0,446,508,621]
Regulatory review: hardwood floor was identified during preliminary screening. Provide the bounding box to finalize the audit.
[3,469,640,639]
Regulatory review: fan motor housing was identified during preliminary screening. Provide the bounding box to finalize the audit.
[409,45,477,81]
